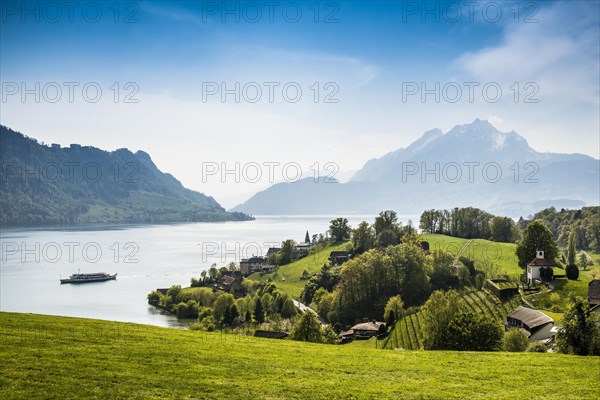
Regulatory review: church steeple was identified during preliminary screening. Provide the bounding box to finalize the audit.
[536,244,545,259]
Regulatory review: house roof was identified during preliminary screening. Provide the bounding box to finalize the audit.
[528,257,554,267]
[241,257,265,264]
[254,330,288,339]
[330,251,351,257]
[508,306,553,329]
[588,280,600,301]
[350,321,385,332]
[337,329,355,338]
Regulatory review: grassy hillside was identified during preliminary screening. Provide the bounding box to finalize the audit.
[423,234,521,277]
[248,242,351,298]
[1,312,598,399]
[382,288,522,350]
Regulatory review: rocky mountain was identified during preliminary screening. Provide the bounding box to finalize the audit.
[232,119,599,217]
[0,125,252,226]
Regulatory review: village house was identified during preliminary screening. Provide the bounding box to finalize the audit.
[329,251,351,266]
[338,320,387,343]
[506,306,555,342]
[240,256,266,276]
[212,272,246,298]
[526,248,554,285]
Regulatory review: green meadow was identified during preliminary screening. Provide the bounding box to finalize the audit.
[248,242,351,298]
[1,312,598,399]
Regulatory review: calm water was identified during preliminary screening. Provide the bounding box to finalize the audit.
[0,215,417,327]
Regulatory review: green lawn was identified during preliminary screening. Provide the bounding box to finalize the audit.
[248,242,351,298]
[1,312,598,399]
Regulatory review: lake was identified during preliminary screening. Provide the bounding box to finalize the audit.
[0,215,418,327]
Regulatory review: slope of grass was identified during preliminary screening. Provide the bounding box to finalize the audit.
[248,242,351,298]
[423,234,521,277]
[1,312,598,399]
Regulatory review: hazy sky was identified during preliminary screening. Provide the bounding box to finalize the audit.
[1,0,599,207]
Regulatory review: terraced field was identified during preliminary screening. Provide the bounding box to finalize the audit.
[382,289,522,350]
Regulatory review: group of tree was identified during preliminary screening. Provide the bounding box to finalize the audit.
[526,206,600,252]
[323,242,430,325]
[190,262,239,287]
[420,290,504,351]
[555,296,600,356]
[350,211,417,256]
[148,279,298,330]
[419,207,506,240]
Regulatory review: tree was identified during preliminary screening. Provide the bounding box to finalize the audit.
[147,290,162,306]
[352,221,375,255]
[253,296,265,324]
[567,230,577,267]
[429,251,458,291]
[374,210,399,235]
[280,239,296,265]
[289,311,323,343]
[304,231,311,244]
[419,209,440,234]
[556,296,600,356]
[384,295,404,326]
[260,292,274,317]
[281,298,298,318]
[443,312,504,351]
[504,328,529,352]
[421,290,462,350]
[516,220,559,269]
[566,265,580,280]
[329,217,351,242]
[213,293,234,322]
[579,252,590,271]
[300,268,311,280]
[229,304,239,323]
[490,216,521,243]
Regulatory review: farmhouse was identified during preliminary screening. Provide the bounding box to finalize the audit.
[254,330,288,339]
[526,248,554,285]
[350,321,386,338]
[212,273,245,298]
[506,306,554,341]
[588,280,600,306]
[329,251,351,266]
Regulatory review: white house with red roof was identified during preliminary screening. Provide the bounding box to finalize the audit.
[527,248,554,285]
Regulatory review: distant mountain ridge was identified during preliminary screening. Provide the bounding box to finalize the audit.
[232,119,599,217]
[0,126,252,226]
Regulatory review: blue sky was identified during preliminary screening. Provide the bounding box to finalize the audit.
[1,0,599,206]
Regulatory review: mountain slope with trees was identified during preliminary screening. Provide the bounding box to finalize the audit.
[0,125,251,226]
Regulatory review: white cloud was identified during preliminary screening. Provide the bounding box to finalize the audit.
[457,1,599,105]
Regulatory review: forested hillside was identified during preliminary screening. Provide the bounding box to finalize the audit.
[0,126,251,226]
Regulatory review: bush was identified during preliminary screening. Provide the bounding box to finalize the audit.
[147,290,162,306]
[565,264,579,280]
[200,315,216,332]
[527,342,547,353]
[442,312,504,351]
[174,300,199,319]
[504,328,529,352]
